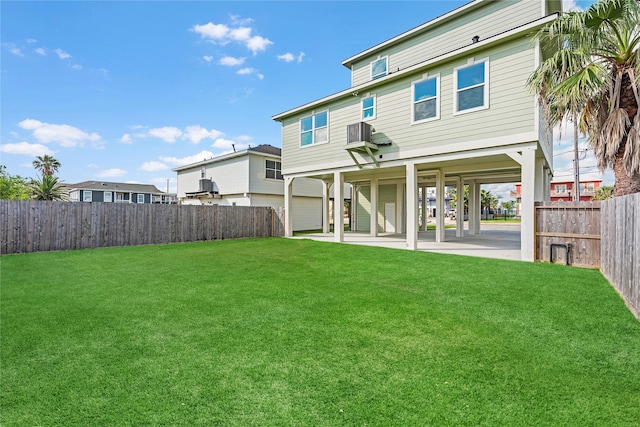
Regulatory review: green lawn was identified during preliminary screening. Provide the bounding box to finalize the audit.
[1,238,639,426]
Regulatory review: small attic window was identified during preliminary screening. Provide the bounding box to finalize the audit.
[370,57,388,80]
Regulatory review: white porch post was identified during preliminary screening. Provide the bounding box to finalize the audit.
[535,158,545,201]
[421,187,427,231]
[473,182,482,234]
[322,180,331,234]
[334,171,344,243]
[468,179,478,235]
[370,177,378,237]
[396,183,404,234]
[521,148,536,261]
[284,176,293,237]
[435,170,445,243]
[456,176,464,238]
[406,162,418,250]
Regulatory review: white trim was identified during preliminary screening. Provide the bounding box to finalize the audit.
[83,190,92,202]
[273,14,557,121]
[411,73,440,124]
[137,194,145,203]
[299,110,329,148]
[453,58,489,115]
[362,94,377,121]
[104,191,113,203]
[370,56,388,80]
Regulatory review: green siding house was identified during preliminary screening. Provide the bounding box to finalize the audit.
[272,0,561,261]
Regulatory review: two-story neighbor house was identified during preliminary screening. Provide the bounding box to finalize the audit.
[66,181,175,204]
[273,0,561,261]
[173,144,332,231]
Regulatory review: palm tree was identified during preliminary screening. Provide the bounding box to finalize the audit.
[528,0,640,196]
[32,155,61,177]
[29,175,69,201]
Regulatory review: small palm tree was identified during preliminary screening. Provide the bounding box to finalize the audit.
[529,0,640,196]
[32,155,61,177]
[29,175,69,201]
[592,185,615,201]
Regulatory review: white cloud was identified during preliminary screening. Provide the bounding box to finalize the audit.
[139,161,168,172]
[219,56,245,66]
[96,168,127,178]
[4,43,24,57]
[18,118,101,148]
[71,64,82,70]
[120,133,133,144]
[160,150,216,166]
[277,52,295,62]
[35,47,46,56]
[237,67,264,79]
[563,0,582,12]
[246,35,273,55]
[235,135,253,143]
[191,19,272,55]
[203,55,214,62]
[0,141,53,156]
[230,15,254,26]
[182,125,224,144]
[149,126,183,143]
[297,52,305,63]
[26,38,38,44]
[54,48,71,59]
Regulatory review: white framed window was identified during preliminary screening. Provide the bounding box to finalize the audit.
[83,190,92,202]
[116,193,124,202]
[300,110,329,147]
[200,166,206,179]
[454,59,489,114]
[554,184,567,194]
[104,191,112,203]
[370,56,388,80]
[137,194,145,203]
[265,160,283,180]
[412,74,440,123]
[362,95,376,120]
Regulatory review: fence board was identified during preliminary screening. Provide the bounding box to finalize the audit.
[0,201,282,255]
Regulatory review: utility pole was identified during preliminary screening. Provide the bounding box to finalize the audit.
[572,113,581,201]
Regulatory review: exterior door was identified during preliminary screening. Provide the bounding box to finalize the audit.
[384,203,396,233]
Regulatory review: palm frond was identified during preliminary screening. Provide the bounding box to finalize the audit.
[624,117,640,176]
[602,107,630,162]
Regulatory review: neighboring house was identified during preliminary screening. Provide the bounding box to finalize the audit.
[511,179,602,215]
[273,0,561,261]
[66,181,176,204]
[173,144,337,231]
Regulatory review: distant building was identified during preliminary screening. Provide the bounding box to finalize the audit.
[511,179,602,215]
[66,181,176,204]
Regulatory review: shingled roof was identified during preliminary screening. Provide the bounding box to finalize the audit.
[65,181,165,194]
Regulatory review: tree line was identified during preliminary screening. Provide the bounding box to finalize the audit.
[0,155,68,201]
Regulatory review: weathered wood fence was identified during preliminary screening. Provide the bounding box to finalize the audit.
[601,193,639,319]
[534,201,601,268]
[0,201,285,254]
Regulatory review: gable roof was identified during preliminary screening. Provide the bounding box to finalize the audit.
[172,144,281,172]
[65,181,165,194]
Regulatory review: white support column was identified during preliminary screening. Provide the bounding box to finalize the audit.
[406,162,418,250]
[521,147,536,261]
[334,171,344,243]
[473,182,482,234]
[421,187,427,231]
[322,180,331,234]
[468,179,478,235]
[370,178,378,237]
[456,177,464,238]
[396,183,404,234]
[535,157,545,201]
[284,177,294,237]
[435,170,445,242]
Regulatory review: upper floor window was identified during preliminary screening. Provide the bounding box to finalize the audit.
[362,95,376,120]
[554,184,567,194]
[104,191,112,203]
[454,59,489,113]
[200,166,206,179]
[83,190,92,202]
[370,57,388,80]
[137,194,145,203]
[266,160,283,180]
[300,111,328,147]
[412,74,439,123]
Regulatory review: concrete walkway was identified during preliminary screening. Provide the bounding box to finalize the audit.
[292,223,522,261]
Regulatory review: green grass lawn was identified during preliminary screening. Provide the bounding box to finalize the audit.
[2,238,639,426]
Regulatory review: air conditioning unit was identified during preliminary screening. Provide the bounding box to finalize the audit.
[199,178,213,192]
[347,122,373,144]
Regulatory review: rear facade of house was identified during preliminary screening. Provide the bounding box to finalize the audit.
[273,0,561,261]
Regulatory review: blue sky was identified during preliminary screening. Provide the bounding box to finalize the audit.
[1,0,605,198]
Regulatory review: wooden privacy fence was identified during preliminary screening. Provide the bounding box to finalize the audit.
[600,193,639,318]
[534,201,601,268]
[0,201,285,255]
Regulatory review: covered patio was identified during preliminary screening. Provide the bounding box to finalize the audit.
[293,222,521,261]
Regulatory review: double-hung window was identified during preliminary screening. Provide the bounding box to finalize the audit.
[137,194,145,203]
[300,111,328,147]
[104,191,112,203]
[362,95,376,120]
[83,190,92,202]
[370,57,388,80]
[454,59,489,113]
[266,160,283,180]
[412,74,439,123]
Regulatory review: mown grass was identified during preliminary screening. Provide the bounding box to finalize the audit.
[1,238,639,426]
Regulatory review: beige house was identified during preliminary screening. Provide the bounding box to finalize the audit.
[273,0,560,261]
